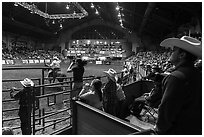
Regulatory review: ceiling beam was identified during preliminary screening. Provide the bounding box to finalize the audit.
[151,14,175,28]
[170,3,201,14]
[2,16,55,37]
[139,2,156,36]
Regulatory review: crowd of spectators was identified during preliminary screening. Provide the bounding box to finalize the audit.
[2,45,61,60]
[68,44,125,57]
[124,49,201,83]
[126,51,173,74]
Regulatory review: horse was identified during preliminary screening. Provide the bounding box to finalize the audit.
[44,64,67,83]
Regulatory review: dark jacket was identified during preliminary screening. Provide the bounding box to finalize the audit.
[156,62,202,134]
[10,87,33,116]
[146,83,162,108]
[103,80,118,116]
[72,65,84,82]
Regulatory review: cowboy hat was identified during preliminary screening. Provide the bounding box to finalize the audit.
[103,68,118,82]
[20,78,34,87]
[53,56,59,60]
[160,36,202,58]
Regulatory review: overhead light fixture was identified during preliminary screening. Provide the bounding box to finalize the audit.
[52,20,55,24]
[14,2,88,19]
[91,3,94,8]
[14,3,18,6]
[95,9,99,15]
[116,5,120,11]
[60,24,63,28]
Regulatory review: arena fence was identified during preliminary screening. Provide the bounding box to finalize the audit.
[2,66,122,135]
[2,65,144,135]
[2,67,80,134]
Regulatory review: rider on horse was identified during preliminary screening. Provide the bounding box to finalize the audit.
[47,56,61,81]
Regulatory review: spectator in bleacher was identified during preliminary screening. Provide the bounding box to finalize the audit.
[102,68,119,117]
[129,73,164,120]
[115,77,126,119]
[154,36,202,134]
[67,58,86,98]
[144,65,162,80]
[10,78,34,135]
[122,65,130,85]
[78,79,103,110]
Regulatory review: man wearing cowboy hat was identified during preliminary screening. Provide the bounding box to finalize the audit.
[153,36,202,134]
[47,56,61,82]
[10,78,35,135]
[102,68,120,117]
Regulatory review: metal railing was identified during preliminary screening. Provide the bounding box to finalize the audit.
[2,66,99,135]
[3,66,138,135]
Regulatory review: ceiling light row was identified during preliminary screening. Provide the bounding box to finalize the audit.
[90,3,100,15]
[116,3,124,28]
[14,2,88,19]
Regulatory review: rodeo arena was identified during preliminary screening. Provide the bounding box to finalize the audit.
[1,2,202,135]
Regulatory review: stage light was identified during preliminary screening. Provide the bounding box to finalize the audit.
[14,2,18,6]
[95,9,99,15]
[60,24,63,28]
[116,5,120,11]
[91,3,94,8]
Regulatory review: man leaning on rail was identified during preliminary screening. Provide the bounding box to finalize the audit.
[10,78,35,135]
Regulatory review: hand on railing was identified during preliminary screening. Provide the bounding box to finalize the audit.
[10,87,18,92]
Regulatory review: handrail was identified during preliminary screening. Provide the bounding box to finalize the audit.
[35,108,70,121]
[2,108,19,112]
[3,99,18,102]
[2,67,48,70]
[35,117,71,132]
[36,90,71,98]
[3,113,40,122]
[2,78,40,82]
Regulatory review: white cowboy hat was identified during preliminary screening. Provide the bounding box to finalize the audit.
[20,78,34,87]
[53,56,59,60]
[103,68,118,82]
[160,36,202,58]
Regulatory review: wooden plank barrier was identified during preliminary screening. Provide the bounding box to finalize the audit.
[121,80,154,118]
[72,100,144,135]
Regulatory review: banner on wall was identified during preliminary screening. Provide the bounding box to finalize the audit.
[22,60,29,64]
[40,60,44,63]
[34,60,39,63]
[2,59,51,65]
[29,60,34,63]
[96,61,102,64]
[45,59,51,64]
[2,60,6,64]
[6,60,14,64]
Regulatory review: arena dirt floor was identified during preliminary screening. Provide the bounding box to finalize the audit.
[2,60,124,135]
